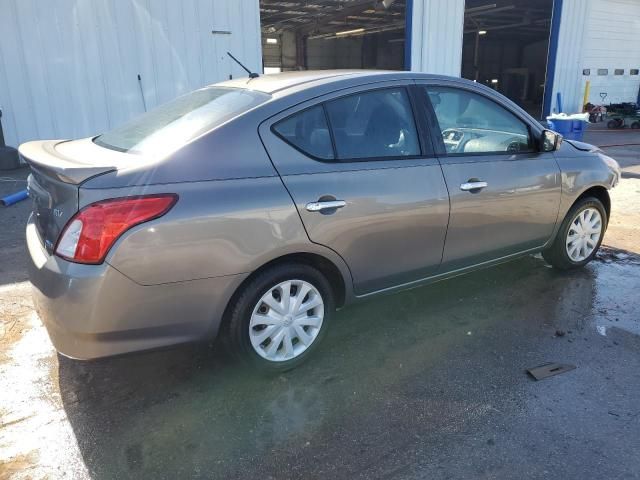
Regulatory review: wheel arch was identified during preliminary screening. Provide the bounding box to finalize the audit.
[542,184,610,269]
[217,251,351,338]
[575,185,611,220]
[546,184,611,250]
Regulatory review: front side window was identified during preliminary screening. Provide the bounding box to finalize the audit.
[324,88,420,160]
[272,106,334,160]
[95,87,270,155]
[425,86,532,155]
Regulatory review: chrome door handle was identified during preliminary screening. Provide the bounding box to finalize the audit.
[306,200,346,212]
[460,181,488,191]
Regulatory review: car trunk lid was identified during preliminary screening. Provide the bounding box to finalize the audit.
[19,139,121,253]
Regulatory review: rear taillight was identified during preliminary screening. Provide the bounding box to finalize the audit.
[55,194,178,264]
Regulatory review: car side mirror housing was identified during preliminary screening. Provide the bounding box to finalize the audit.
[541,129,561,152]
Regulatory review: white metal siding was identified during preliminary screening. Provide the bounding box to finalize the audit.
[0,0,261,148]
[552,0,640,113]
[581,0,640,106]
[410,0,465,76]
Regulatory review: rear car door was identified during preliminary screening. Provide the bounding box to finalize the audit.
[416,81,562,271]
[259,83,449,295]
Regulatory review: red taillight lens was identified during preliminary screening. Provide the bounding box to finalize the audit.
[55,194,178,264]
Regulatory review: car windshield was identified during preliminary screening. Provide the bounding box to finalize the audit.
[94,86,270,155]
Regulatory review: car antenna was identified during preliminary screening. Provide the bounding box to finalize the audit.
[226,52,259,79]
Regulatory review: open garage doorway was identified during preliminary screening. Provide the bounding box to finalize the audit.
[260,1,408,73]
[462,0,554,118]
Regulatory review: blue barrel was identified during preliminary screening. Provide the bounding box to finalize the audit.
[570,119,586,141]
[546,118,586,141]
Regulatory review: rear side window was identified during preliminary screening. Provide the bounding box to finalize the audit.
[272,106,334,160]
[95,87,270,155]
[325,88,420,159]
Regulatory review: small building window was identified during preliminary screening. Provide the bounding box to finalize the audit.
[582,69,590,76]
[597,69,608,76]
[631,69,639,75]
[614,69,624,75]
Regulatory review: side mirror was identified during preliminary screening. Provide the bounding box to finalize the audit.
[540,129,561,152]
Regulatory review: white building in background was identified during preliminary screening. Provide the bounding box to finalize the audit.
[0,0,262,148]
[0,0,639,148]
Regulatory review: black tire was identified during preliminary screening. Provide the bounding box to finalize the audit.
[543,197,607,270]
[631,121,640,129]
[224,263,334,372]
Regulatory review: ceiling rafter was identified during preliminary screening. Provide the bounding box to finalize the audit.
[260,0,405,35]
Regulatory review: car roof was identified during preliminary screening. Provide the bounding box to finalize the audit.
[217,70,455,94]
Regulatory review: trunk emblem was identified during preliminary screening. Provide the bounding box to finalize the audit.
[53,208,63,217]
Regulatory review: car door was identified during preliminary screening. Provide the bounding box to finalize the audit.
[259,83,450,295]
[415,81,562,271]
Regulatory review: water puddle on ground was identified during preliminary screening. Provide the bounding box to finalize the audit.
[592,246,640,337]
[0,289,89,479]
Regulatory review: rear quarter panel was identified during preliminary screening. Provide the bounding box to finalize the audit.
[79,177,354,294]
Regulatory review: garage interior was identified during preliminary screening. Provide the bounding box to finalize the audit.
[462,0,554,118]
[260,1,554,117]
[260,0,408,73]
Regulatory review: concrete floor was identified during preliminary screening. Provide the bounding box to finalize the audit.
[1,131,640,479]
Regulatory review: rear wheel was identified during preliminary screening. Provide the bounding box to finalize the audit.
[543,197,607,270]
[225,263,334,371]
[631,121,640,129]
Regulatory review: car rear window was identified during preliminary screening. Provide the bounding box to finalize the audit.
[94,87,270,155]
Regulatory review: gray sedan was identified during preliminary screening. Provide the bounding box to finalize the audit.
[22,71,621,370]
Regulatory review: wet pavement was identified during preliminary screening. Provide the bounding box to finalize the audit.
[2,139,640,479]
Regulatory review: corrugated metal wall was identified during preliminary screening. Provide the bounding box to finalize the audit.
[0,0,261,148]
[410,0,465,76]
[551,0,640,113]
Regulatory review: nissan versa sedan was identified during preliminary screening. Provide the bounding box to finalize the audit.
[22,70,621,370]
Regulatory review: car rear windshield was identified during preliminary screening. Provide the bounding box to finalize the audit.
[94,87,270,155]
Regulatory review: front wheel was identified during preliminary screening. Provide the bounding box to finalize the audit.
[225,263,334,371]
[543,197,607,270]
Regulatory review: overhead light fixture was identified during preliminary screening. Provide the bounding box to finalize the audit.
[375,0,396,10]
[478,30,487,35]
[335,28,365,37]
[266,38,278,44]
[491,78,499,84]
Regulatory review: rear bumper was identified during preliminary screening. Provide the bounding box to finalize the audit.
[26,216,246,359]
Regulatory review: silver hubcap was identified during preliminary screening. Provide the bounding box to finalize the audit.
[249,280,324,362]
[566,207,602,262]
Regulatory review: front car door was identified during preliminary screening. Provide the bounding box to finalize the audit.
[415,80,562,271]
[260,82,449,295]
